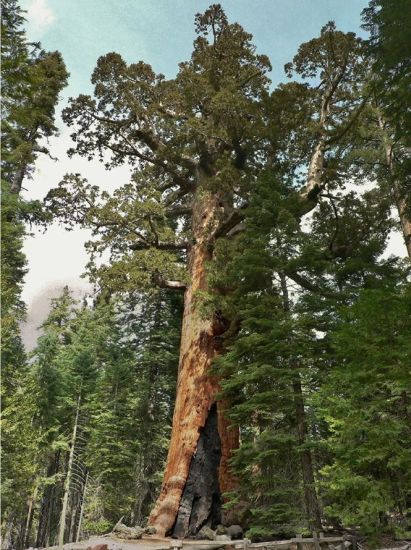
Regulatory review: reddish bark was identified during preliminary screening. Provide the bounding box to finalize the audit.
[148,189,239,537]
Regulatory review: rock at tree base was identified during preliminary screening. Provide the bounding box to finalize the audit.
[226,525,243,540]
[144,526,157,535]
[112,523,144,539]
[196,527,216,540]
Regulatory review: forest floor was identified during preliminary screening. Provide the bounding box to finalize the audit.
[44,535,241,550]
[39,533,411,550]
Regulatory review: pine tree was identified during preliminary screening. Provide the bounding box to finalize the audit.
[317,281,411,539]
[84,291,182,531]
[362,0,411,257]
[1,4,67,546]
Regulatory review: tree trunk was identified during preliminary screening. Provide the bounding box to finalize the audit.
[148,184,239,537]
[76,472,88,542]
[395,196,411,258]
[36,451,61,548]
[58,393,81,547]
[22,485,38,548]
[280,275,322,532]
[378,114,411,258]
[292,378,322,532]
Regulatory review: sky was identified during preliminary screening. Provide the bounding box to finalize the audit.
[19,0,404,308]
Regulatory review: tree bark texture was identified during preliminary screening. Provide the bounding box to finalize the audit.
[280,274,322,532]
[292,379,322,531]
[149,184,239,537]
[378,114,411,258]
[75,472,88,543]
[23,485,38,548]
[58,393,81,547]
[36,451,61,548]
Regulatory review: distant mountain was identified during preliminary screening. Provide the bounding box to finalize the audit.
[21,284,90,351]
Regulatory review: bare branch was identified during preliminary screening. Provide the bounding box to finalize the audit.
[285,270,344,300]
[211,207,246,240]
[130,240,190,251]
[152,270,186,290]
[165,205,192,217]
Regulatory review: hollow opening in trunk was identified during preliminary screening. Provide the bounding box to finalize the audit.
[171,403,222,538]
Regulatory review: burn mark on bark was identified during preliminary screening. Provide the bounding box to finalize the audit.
[172,404,222,538]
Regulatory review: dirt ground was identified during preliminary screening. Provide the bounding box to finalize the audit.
[44,535,241,550]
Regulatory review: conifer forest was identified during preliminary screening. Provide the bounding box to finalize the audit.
[1,0,410,548]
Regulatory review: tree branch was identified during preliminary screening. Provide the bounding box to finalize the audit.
[89,110,197,173]
[165,205,193,217]
[211,207,247,240]
[152,270,186,290]
[130,240,190,251]
[285,270,344,301]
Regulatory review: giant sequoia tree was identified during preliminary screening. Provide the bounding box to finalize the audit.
[49,5,271,536]
[46,6,391,536]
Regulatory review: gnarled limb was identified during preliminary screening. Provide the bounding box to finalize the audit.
[152,271,187,291]
[130,240,190,251]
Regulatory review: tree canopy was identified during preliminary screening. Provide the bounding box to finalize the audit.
[2,2,410,547]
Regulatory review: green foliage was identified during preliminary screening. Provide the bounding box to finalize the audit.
[84,291,182,526]
[3,3,410,546]
[17,288,182,545]
[1,0,68,192]
[363,0,411,144]
[213,159,407,538]
[318,282,411,536]
[1,3,67,547]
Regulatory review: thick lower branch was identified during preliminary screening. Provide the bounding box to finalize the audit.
[152,271,187,290]
[130,240,190,251]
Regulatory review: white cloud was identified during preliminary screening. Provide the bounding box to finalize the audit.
[21,122,131,305]
[26,0,55,32]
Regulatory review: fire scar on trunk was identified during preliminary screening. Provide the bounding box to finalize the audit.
[148,248,238,536]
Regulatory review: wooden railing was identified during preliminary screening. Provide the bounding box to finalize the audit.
[170,533,357,550]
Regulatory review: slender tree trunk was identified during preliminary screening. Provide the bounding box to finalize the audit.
[280,275,322,532]
[36,451,61,548]
[58,393,81,547]
[10,164,27,194]
[299,139,326,214]
[292,378,322,532]
[377,115,411,258]
[22,485,38,548]
[76,472,88,543]
[149,182,239,537]
[395,196,411,258]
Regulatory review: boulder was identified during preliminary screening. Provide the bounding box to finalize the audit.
[196,526,216,540]
[112,522,144,539]
[216,525,227,535]
[226,525,243,540]
[144,526,157,535]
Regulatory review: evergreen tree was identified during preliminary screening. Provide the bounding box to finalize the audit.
[1,3,67,546]
[318,281,411,538]
[362,0,411,256]
[84,291,182,532]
